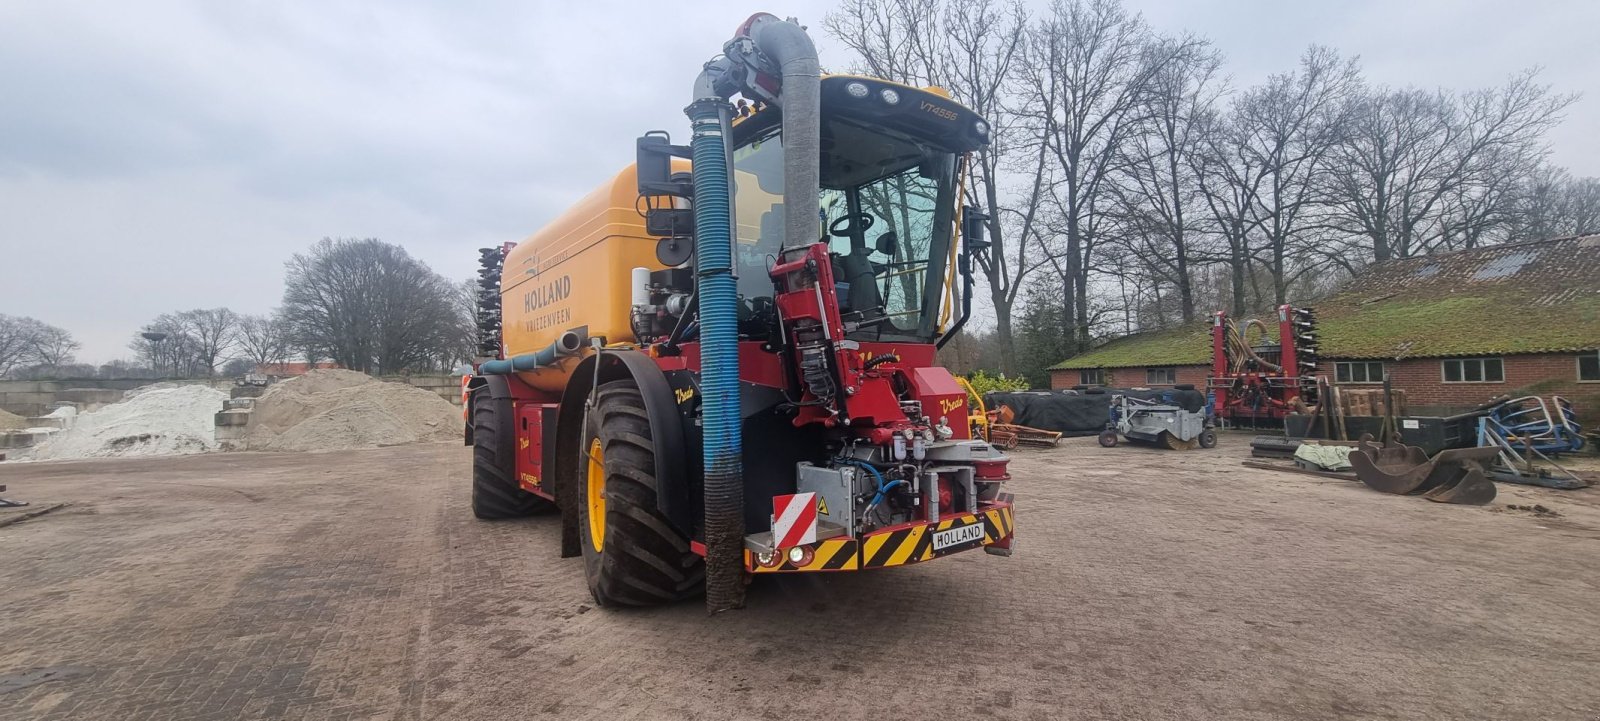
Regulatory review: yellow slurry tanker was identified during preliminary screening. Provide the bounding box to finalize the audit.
[464,12,1014,611]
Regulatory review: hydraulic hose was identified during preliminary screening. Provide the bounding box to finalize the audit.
[687,88,744,614]
[478,330,585,375]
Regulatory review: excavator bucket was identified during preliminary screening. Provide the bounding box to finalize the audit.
[1350,434,1500,505]
[1349,434,1433,494]
[1417,447,1501,505]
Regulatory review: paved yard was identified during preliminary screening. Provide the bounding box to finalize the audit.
[2,436,1598,720]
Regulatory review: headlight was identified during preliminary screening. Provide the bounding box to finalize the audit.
[880,88,900,105]
[974,120,990,135]
[845,82,870,98]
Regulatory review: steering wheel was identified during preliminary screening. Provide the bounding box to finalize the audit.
[828,213,875,238]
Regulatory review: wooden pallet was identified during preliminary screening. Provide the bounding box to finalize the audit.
[991,423,1062,448]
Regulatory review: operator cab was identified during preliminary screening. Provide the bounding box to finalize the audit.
[730,76,989,345]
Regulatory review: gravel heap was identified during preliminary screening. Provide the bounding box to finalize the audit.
[243,370,460,452]
[0,408,28,430]
[28,385,228,460]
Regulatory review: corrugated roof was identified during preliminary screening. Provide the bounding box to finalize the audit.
[1314,234,1600,359]
[1050,234,1600,370]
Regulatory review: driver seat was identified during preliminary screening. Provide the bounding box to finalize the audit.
[836,248,883,315]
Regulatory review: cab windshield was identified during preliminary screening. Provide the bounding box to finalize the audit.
[732,117,958,344]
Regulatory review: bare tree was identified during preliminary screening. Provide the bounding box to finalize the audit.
[235,312,292,369]
[1016,0,1200,351]
[1191,106,1268,315]
[1108,37,1224,324]
[1326,69,1574,262]
[127,309,238,377]
[178,308,239,376]
[0,316,33,377]
[280,238,469,374]
[28,323,81,367]
[825,0,1045,374]
[0,315,78,377]
[1234,46,1361,303]
[1509,164,1600,240]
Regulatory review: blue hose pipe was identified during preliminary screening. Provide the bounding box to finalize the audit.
[688,95,744,612]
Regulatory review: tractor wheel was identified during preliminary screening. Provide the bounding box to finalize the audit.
[578,379,703,607]
[1098,430,1119,448]
[470,391,553,519]
[1198,429,1218,449]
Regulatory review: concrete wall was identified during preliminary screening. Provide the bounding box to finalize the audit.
[0,378,232,417]
[1,375,464,417]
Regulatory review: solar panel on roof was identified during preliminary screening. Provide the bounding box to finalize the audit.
[1472,251,1534,280]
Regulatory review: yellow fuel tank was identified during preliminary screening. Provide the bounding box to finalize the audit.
[500,164,669,393]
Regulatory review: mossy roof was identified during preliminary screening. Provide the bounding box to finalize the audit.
[1315,235,1600,359]
[1050,324,1212,370]
[1051,234,1600,369]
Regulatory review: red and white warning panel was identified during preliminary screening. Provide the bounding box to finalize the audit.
[771,492,818,548]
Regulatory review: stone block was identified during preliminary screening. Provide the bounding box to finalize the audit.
[230,384,266,399]
[214,409,251,427]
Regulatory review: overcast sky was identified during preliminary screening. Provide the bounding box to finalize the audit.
[3,0,1595,363]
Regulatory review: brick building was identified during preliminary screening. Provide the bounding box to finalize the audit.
[1049,235,1600,426]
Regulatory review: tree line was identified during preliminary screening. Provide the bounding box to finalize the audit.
[827,0,1597,385]
[0,315,81,379]
[127,238,475,377]
[3,238,476,380]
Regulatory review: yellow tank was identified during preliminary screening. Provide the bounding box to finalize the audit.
[502,158,784,393]
[500,164,669,392]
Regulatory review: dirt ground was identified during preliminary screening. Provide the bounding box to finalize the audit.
[2,434,1598,721]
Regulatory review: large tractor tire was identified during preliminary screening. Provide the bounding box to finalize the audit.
[471,391,554,519]
[578,379,703,607]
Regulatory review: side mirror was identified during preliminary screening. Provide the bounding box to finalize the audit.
[962,207,992,255]
[637,131,692,197]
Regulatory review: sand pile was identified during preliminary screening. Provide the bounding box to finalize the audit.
[0,408,28,430]
[244,369,460,452]
[28,385,227,460]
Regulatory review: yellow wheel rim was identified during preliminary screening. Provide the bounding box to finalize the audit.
[585,437,606,552]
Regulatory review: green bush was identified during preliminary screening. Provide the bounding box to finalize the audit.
[960,369,1030,399]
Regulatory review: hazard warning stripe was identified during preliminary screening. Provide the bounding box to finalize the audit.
[818,539,858,570]
[979,509,1000,544]
[746,503,1015,573]
[862,527,913,567]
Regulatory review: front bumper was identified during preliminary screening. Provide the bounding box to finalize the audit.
[744,501,1014,573]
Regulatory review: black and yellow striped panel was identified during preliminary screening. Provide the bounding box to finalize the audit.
[746,537,859,574]
[743,503,1014,573]
[860,504,1015,568]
